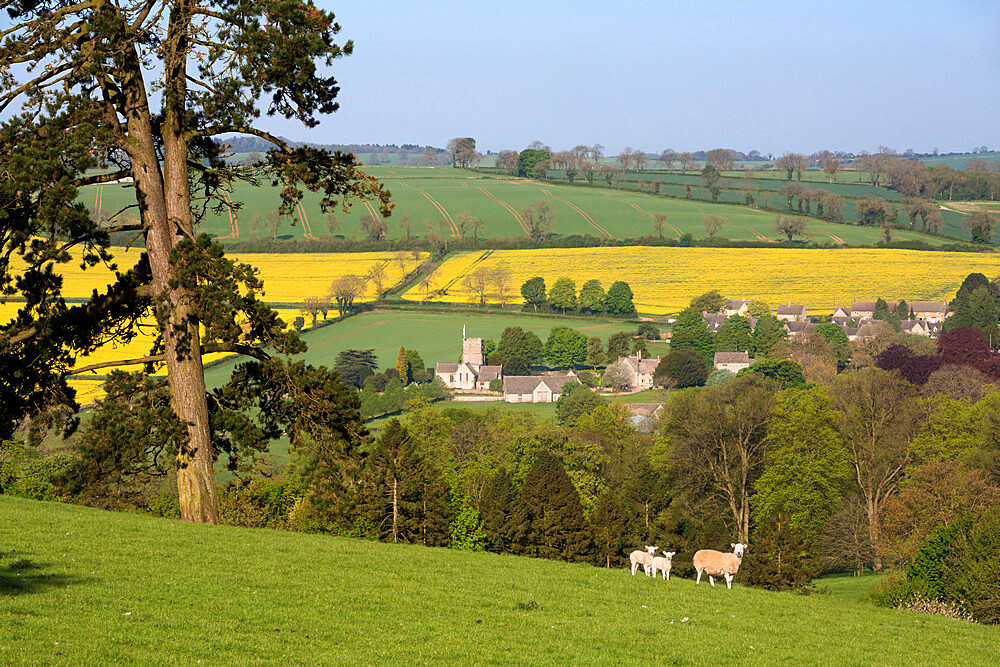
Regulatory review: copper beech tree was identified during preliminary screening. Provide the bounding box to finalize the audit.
[0,1,390,522]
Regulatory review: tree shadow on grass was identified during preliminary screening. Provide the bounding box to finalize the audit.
[1,550,86,596]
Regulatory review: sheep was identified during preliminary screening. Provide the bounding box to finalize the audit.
[650,551,677,580]
[692,543,746,589]
[629,545,658,576]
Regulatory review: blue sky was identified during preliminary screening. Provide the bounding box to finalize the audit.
[277,1,999,155]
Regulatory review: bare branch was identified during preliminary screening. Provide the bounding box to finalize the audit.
[72,170,131,188]
[66,354,166,376]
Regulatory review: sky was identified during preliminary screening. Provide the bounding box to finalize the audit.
[265,0,1000,156]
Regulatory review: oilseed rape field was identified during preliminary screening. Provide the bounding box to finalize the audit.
[4,250,425,402]
[403,247,1000,315]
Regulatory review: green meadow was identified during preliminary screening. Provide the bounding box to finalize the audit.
[2,496,996,664]
[82,167,964,245]
[203,309,634,389]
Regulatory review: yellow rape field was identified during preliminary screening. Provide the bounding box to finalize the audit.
[403,247,1000,315]
[7,249,426,303]
[4,246,423,404]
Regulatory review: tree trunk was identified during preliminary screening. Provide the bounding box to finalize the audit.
[155,3,218,523]
[865,499,882,572]
[392,477,398,543]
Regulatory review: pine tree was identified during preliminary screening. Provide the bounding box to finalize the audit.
[873,297,890,322]
[749,315,787,359]
[361,419,452,545]
[518,450,593,562]
[0,0,388,522]
[479,468,524,554]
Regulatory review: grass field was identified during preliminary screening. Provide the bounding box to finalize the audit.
[405,247,1000,315]
[2,496,996,664]
[81,167,967,244]
[202,309,634,390]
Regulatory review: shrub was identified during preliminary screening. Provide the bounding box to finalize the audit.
[873,508,1000,624]
[488,378,502,392]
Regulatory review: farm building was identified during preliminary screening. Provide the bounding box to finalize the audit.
[503,372,578,403]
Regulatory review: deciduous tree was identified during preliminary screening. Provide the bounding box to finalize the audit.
[828,368,921,570]
[520,277,547,311]
[548,277,578,312]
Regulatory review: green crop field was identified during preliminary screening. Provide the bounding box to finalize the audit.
[919,152,1000,169]
[81,166,969,246]
[2,496,996,664]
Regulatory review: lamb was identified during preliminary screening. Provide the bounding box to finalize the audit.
[629,545,658,576]
[692,543,746,589]
[650,551,677,580]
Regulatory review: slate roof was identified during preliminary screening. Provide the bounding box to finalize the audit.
[703,313,728,332]
[784,321,817,334]
[435,363,460,373]
[627,403,665,418]
[622,355,659,374]
[727,299,751,310]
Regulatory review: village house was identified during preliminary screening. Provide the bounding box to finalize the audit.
[617,352,660,390]
[909,301,949,323]
[775,303,807,322]
[435,334,503,390]
[713,351,755,373]
[784,321,817,337]
[723,299,751,317]
[900,320,931,337]
[627,403,665,432]
[503,372,578,403]
[845,300,899,320]
[702,312,728,332]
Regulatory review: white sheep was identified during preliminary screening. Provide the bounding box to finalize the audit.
[629,545,658,576]
[650,551,676,580]
[692,543,746,589]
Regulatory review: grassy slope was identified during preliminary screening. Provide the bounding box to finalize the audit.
[81,167,966,245]
[2,496,996,664]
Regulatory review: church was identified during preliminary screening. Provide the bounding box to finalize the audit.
[435,333,503,390]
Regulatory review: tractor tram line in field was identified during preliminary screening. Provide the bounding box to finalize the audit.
[296,200,317,240]
[550,195,613,239]
[415,188,459,237]
[625,201,684,238]
[436,249,496,294]
[478,187,530,236]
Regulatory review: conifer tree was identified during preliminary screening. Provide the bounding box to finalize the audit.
[1,1,390,522]
[670,308,715,363]
[517,450,593,562]
[479,467,525,554]
[361,419,451,545]
[395,346,411,384]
